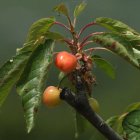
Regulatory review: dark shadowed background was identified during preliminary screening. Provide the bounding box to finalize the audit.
[0,0,140,140]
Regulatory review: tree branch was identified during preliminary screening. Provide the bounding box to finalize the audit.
[60,83,123,140]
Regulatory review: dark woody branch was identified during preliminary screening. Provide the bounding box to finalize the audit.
[60,77,123,140]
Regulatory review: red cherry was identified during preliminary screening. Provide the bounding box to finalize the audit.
[55,51,77,73]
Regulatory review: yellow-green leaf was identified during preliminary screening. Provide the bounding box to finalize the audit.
[74,2,87,18]
[54,3,69,17]
[125,102,140,113]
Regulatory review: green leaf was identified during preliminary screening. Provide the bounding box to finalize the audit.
[74,111,88,138]
[26,17,55,42]
[0,16,55,108]
[54,3,69,17]
[133,48,140,60]
[125,102,140,113]
[45,31,65,40]
[74,2,87,18]
[106,116,119,128]
[95,17,139,35]
[92,32,140,69]
[122,110,140,140]
[106,114,126,135]
[92,55,116,79]
[16,40,54,133]
[122,34,140,51]
[95,17,140,51]
[0,41,36,107]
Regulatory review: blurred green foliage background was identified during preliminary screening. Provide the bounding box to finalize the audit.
[0,0,140,140]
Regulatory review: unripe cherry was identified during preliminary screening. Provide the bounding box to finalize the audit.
[55,51,77,73]
[88,97,99,112]
[43,86,62,107]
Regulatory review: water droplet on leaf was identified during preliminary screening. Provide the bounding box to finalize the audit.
[10,59,13,62]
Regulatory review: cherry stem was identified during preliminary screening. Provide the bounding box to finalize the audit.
[67,16,74,32]
[63,39,73,46]
[58,73,70,89]
[79,32,103,50]
[78,22,96,38]
[73,17,77,28]
[54,21,70,32]
[81,40,94,47]
[84,47,111,53]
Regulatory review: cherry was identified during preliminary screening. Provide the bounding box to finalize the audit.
[88,97,99,112]
[43,86,62,107]
[55,51,77,73]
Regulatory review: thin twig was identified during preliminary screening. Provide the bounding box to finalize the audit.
[54,21,70,32]
[81,40,94,47]
[84,47,112,53]
[80,32,103,49]
[63,39,73,46]
[78,22,96,38]
[67,16,74,32]
[73,17,77,28]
